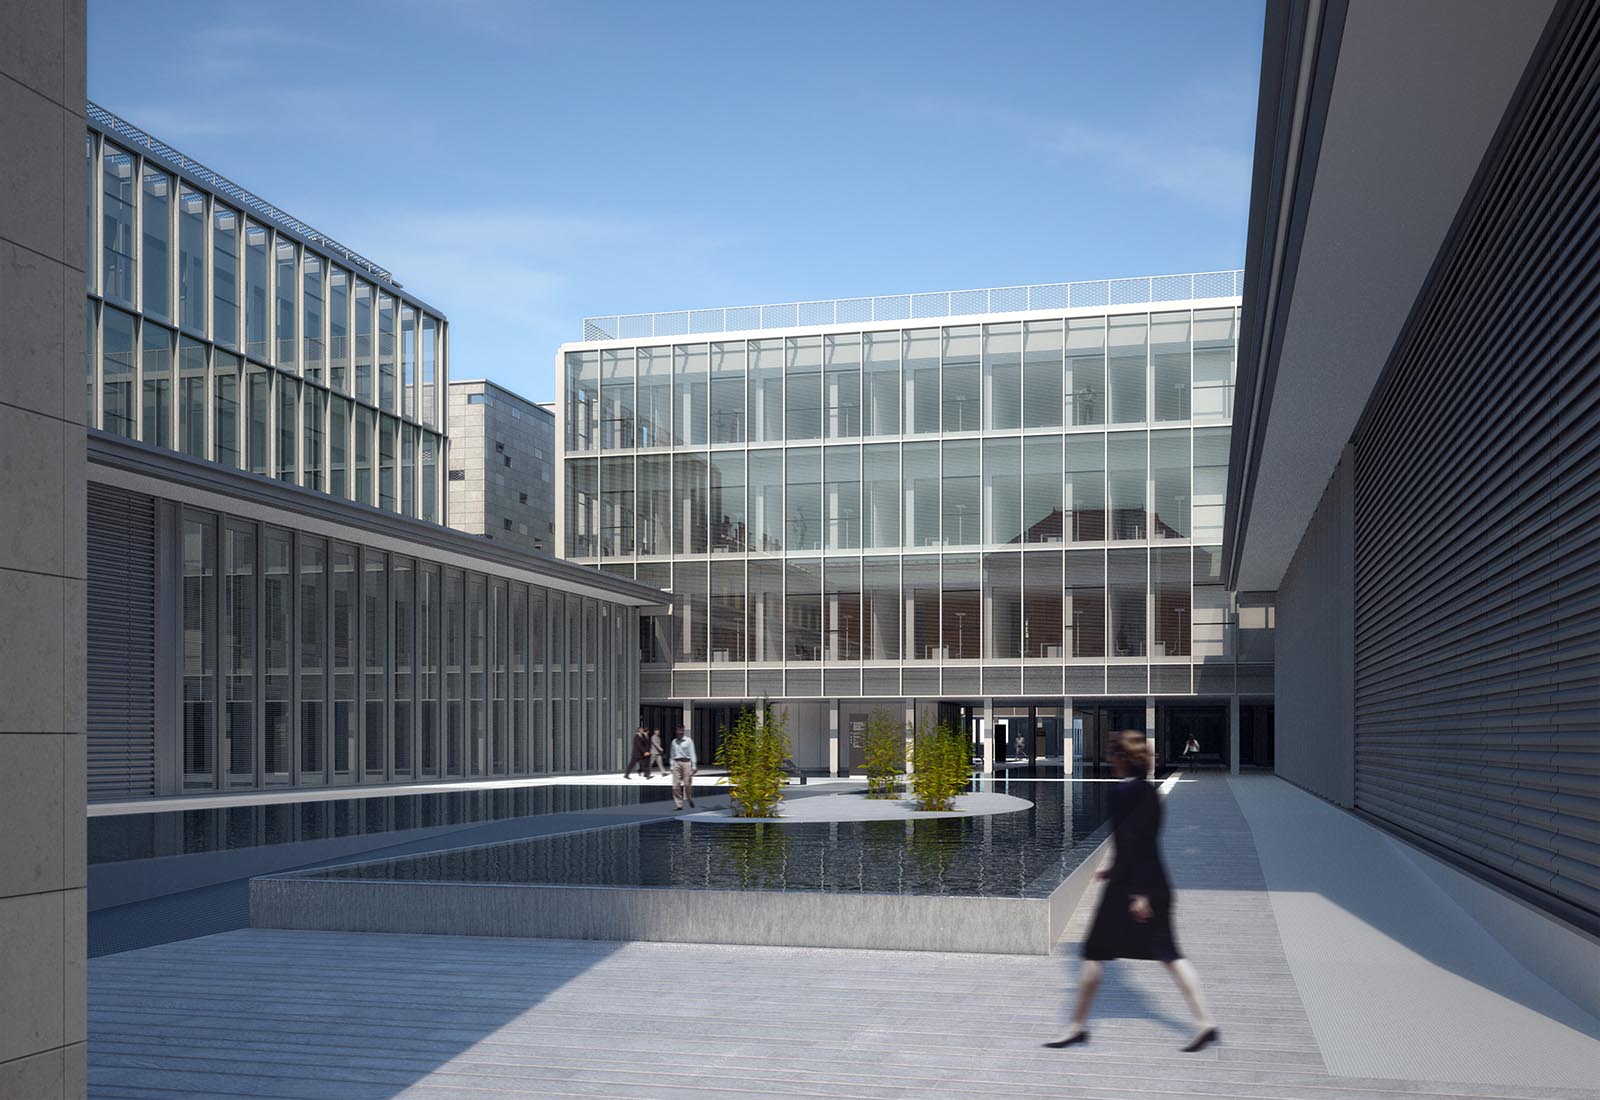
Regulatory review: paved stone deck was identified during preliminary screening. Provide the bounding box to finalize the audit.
[87,775,1600,1099]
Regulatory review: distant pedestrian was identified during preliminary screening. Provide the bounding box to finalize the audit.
[669,725,697,810]
[648,728,666,777]
[1181,735,1200,770]
[1046,728,1218,1053]
[624,726,652,779]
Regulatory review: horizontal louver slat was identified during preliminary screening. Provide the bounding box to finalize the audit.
[87,483,157,800]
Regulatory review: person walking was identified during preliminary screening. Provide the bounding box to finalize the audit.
[1046,728,1218,1053]
[669,725,697,810]
[623,726,652,779]
[1181,734,1201,770]
[648,728,666,777]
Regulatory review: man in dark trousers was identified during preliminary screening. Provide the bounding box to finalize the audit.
[624,725,653,779]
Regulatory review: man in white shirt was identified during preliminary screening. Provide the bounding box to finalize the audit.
[669,725,697,810]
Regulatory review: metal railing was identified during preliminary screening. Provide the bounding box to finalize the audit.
[87,101,397,286]
[582,269,1243,341]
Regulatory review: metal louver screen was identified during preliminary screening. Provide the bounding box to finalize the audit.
[88,483,158,799]
[1352,5,1600,924]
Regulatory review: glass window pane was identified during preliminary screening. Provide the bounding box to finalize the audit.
[299,535,326,778]
[364,551,390,778]
[709,451,745,552]
[942,439,980,546]
[673,343,708,446]
[1151,429,1190,538]
[1024,550,1065,658]
[303,254,324,382]
[328,396,349,498]
[1107,432,1146,540]
[141,166,171,320]
[673,452,708,554]
[824,334,861,439]
[784,558,821,661]
[244,222,270,361]
[401,305,416,418]
[142,323,174,448]
[378,293,396,410]
[354,406,373,505]
[601,349,635,449]
[1108,548,1147,657]
[246,364,270,476]
[178,186,206,333]
[277,376,298,482]
[637,346,671,447]
[1192,544,1228,658]
[1153,546,1191,657]
[263,529,293,781]
[1066,433,1105,541]
[421,315,438,427]
[402,426,416,516]
[710,341,744,445]
[1023,319,1063,429]
[862,443,900,549]
[748,339,783,443]
[354,280,373,402]
[422,430,438,522]
[903,440,940,548]
[1022,435,1063,543]
[303,386,325,492]
[824,557,861,660]
[212,206,239,349]
[904,328,940,435]
[863,331,900,437]
[1067,316,1105,426]
[85,135,95,294]
[825,445,860,550]
[328,267,349,392]
[276,240,297,368]
[567,457,598,556]
[332,543,360,774]
[747,449,783,552]
[983,323,1021,430]
[222,520,256,781]
[711,559,746,662]
[903,555,940,659]
[565,350,599,451]
[862,557,900,661]
[101,144,136,306]
[213,351,240,467]
[1193,427,1231,544]
[941,554,980,660]
[1066,550,1105,658]
[1151,312,1190,422]
[983,438,1021,545]
[379,414,397,510]
[983,552,1022,659]
[1193,308,1236,423]
[1108,315,1147,424]
[101,305,135,438]
[179,337,206,459]
[785,447,821,552]
[601,455,634,556]
[637,454,671,555]
[673,560,708,662]
[941,326,980,432]
[785,336,821,441]
[748,559,784,660]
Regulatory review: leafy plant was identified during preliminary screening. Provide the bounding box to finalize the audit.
[862,708,907,798]
[716,699,791,818]
[910,720,970,812]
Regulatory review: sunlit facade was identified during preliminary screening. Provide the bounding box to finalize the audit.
[559,277,1276,773]
[84,104,446,521]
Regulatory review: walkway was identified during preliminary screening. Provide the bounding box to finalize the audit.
[87,775,1600,1099]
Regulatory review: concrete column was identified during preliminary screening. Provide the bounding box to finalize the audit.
[825,699,838,777]
[981,698,995,775]
[903,698,916,775]
[681,701,692,757]
[0,3,88,1094]
[1062,696,1074,775]
[1229,695,1241,776]
[1145,696,1157,779]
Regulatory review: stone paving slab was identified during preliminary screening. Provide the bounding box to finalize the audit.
[88,776,1600,1099]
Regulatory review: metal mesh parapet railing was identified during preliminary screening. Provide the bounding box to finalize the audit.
[582,270,1244,341]
[87,102,396,286]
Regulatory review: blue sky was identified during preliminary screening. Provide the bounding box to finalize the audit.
[88,1,1264,402]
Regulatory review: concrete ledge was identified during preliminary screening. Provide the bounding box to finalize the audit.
[251,877,1057,954]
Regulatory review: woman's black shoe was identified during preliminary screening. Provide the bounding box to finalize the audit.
[1181,1027,1219,1053]
[1043,1029,1089,1048]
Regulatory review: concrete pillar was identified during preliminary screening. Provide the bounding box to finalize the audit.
[903,698,916,775]
[1145,696,1157,779]
[0,3,88,1092]
[981,698,995,775]
[681,701,692,758]
[828,699,840,777]
[1062,696,1074,775]
[1229,695,1241,776]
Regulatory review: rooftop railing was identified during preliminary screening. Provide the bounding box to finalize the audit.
[88,101,397,286]
[582,269,1244,341]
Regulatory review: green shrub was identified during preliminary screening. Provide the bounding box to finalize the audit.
[910,720,970,812]
[862,708,906,798]
[716,700,791,818]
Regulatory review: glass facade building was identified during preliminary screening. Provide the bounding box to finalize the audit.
[84,105,446,522]
[560,285,1273,771]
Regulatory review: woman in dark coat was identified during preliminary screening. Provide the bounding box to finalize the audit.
[1046,728,1219,1052]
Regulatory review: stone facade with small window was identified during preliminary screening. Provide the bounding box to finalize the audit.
[446,379,556,555]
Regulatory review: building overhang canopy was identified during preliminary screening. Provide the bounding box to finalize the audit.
[1225,0,1555,592]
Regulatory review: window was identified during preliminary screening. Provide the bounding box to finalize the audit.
[142,324,174,449]
[246,364,270,476]
[567,457,598,556]
[983,553,1022,659]
[519,492,528,505]
[1023,319,1064,429]
[1151,430,1190,538]
[862,556,900,660]
[785,447,820,552]
[277,375,298,482]
[328,397,350,498]
[1066,317,1105,426]
[942,326,981,432]
[1193,309,1235,423]
[141,166,172,321]
[1192,427,1230,543]
[904,329,940,435]
[299,536,326,778]
[601,455,634,556]
[244,222,269,361]
[1108,548,1147,657]
[101,144,136,306]
[941,555,980,659]
[904,441,940,548]
[673,453,709,554]
[401,305,416,418]
[263,529,292,782]
[746,450,782,552]
[710,341,744,444]
[1108,315,1148,424]
[179,338,206,459]
[420,316,438,427]
[212,206,240,348]
[824,558,861,660]
[602,349,636,448]
[637,454,671,554]
[637,347,671,447]
[673,343,708,446]
[1153,546,1191,657]
[378,293,396,410]
[1066,433,1106,541]
[983,323,1022,430]
[354,280,373,401]
[222,520,256,781]
[504,518,513,531]
[101,305,136,438]
[784,558,821,661]
[380,415,397,510]
[1024,550,1065,657]
[863,330,900,437]
[275,240,297,368]
[941,439,980,546]
[1066,550,1105,657]
[302,254,324,381]
[182,512,217,786]
[862,443,899,549]
[983,438,1021,545]
[711,560,746,662]
[448,469,466,482]
[904,555,940,659]
[354,407,373,505]
[824,334,861,439]
[824,446,860,550]
[468,393,487,405]
[178,186,206,333]
[303,386,325,492]
[1022,435,1063,543]
[213,351,240,467]
[709,451,745,552]
[748,340,784,443]
[785,337,822,441]
[1151,312,1190,422]
[328,268,349,391]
